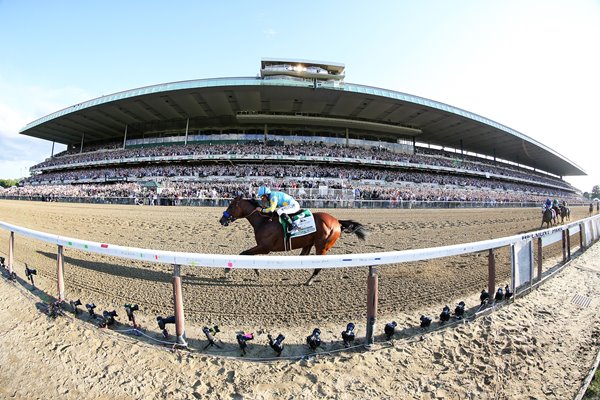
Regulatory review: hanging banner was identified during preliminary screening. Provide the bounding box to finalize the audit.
[513,239,534,288]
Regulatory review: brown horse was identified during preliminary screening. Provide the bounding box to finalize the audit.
[559,205,570,223]
[219,196,368,285]
[541,207,556,229]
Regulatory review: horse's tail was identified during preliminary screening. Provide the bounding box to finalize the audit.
[339,220,368,241]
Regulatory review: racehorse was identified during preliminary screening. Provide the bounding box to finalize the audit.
[559,205,570,224]
[219,196,368,285]
[541,207,556,229]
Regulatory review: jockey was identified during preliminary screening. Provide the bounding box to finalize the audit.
[256,186,301,234]
[552,199,561,214]
[543,198,552,212]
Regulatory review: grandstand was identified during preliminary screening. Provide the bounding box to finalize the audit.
[6,58,587,207]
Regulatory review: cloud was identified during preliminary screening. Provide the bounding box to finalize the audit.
[263,28,277,38]
[0,79,87,178]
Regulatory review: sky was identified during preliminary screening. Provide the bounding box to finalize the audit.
[0,1,599,192]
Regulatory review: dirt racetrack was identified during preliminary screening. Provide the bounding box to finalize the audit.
[0,200,588,330]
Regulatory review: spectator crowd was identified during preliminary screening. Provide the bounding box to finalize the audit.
[1,139,584,207]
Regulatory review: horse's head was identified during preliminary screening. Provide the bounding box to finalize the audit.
[220,196,258,226]
[220,196,241,226]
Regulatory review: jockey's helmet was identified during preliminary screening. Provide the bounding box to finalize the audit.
[257,186,271,197]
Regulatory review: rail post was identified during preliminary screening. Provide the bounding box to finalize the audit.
[487,249,495,298]
[8,231,14,277]
[579,223,584,250]
[172,264,187,347]
[57,245,65,301]
[566,228,571,260]
[365,266,378,349]
[537,238,543,281]
[562,230,567,262]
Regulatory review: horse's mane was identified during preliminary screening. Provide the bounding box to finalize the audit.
[246,198,261,208]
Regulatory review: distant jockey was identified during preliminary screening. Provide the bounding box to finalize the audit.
[543,198,552,213]
[552,199,561,215]
[255,186,300,234]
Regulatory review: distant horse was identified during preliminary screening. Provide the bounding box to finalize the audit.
[590,203,594,216]
[559,205,570,223]
[219,196,368,285]
[541,208,556,229]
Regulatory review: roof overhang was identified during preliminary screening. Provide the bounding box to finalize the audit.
[19,77,586,177]
[236,114,422,136]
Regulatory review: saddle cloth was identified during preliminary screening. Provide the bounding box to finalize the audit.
[280,209,317,238]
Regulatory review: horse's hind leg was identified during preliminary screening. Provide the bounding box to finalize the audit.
[299,245,319,285]
[300,245,312,256]
[305,228,341,286]
[305,268,321,286]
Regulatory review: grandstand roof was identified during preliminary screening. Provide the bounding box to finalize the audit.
[20,77,586,177]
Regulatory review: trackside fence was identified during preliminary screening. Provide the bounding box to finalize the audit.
[1,214,600,348]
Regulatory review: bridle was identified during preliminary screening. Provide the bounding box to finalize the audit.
[222,201,259,224]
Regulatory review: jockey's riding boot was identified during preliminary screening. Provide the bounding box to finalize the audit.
[282,214,298,234]
[288,222,299,234]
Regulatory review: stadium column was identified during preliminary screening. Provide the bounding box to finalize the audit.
[57,245,65,302]
[345,127,349,147]
[184,118,189,146]
[172,264,187,347]
[365,266,378,349]
[122,125,128,149]
[80,132,85,153]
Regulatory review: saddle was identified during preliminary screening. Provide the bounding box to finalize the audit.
[278,210,317,249]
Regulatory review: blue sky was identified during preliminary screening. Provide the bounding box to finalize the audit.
[1,1,599,192]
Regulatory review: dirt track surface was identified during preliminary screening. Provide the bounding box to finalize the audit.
[0,200,588,327]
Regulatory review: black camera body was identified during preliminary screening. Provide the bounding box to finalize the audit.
[420,315,432,328]
[102,310,118,327]
[505,285,513,300]
[306,328,321,350]
[455,301,466,318]
[25,264,37,285]
[124,304,139,321]
[25,265,37,277]
[70,299,82,314]
[495,288,504,302]
[480,289,490,306]
[341,322,356,347]
[440,305,451,323]
[384,321,397,340]
[156,315,176,337]
[236,332,254,355]
[202,325,222,349]
[268,333,285,356]
[86,303,97,318]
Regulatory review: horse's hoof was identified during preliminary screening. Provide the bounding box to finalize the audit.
[305,280,313,286]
